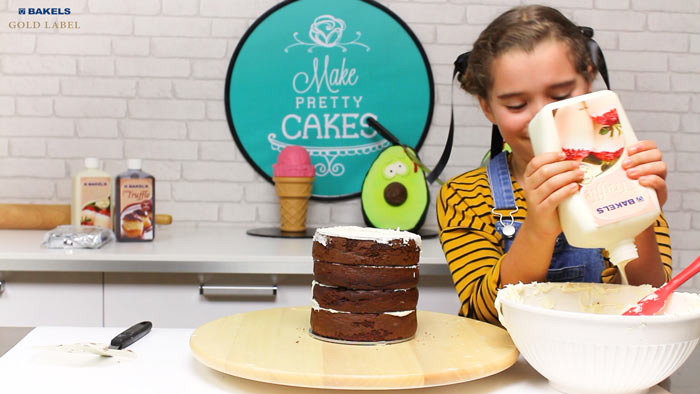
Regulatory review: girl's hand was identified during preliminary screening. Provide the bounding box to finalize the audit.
[521,152,583,239]
[622,140,667,207]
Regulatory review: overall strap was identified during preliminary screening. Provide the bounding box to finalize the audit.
[486,152,518,238]
[486,152,516,210]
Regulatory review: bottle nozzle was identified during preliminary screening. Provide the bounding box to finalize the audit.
[608,239,638,266]
[127,159,142,170]
[609,239,638,285]
[84,157,99,169]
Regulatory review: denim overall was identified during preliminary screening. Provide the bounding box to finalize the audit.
[486,152,605,282]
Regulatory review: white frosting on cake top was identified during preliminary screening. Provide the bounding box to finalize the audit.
[313,226,421,248]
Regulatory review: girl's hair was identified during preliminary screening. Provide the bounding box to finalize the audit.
[460,5,596,99]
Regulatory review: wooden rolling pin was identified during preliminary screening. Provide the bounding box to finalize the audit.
[0,204,172,230]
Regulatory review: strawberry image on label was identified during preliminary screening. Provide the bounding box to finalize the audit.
[562,148,591,161]
[592,147,624,162]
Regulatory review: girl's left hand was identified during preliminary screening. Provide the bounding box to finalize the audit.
[622,140,667,207]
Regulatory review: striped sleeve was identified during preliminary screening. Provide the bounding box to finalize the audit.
[655,213,673,280]
[600,213,672,283]
[436,169,505,325]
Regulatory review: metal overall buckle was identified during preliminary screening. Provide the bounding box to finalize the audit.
[491,207,519,238]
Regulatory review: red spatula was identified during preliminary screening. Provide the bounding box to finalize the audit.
[623,255,700,316]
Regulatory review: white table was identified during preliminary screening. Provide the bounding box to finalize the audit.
[0,326,670,394]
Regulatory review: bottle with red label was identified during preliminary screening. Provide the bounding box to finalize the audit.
[71,157,112,229]
[528,90,660,279]
[115,159,155,242]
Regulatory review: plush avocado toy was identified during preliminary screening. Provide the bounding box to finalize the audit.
[361,145,429,232]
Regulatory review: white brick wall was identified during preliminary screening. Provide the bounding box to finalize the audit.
[1,0,700,290]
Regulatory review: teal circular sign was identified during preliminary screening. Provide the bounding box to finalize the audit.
[226,0,433,199]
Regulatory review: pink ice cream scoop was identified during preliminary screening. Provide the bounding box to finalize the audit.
[273,146,315,177]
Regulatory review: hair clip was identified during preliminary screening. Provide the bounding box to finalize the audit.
[579,26,594,39]
[454,51,470,77]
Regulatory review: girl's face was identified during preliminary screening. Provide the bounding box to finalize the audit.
[478,39,592,163]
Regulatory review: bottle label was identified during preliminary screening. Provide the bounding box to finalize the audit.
[80,176,111,228]
[581,167,656,225]
[119,178,154,240]
[554,93,657,226]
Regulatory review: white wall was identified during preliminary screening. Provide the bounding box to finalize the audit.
[1,0,699,289]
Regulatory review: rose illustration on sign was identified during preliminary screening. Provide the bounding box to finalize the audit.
[285,14,370,53]
[310,15,344,47]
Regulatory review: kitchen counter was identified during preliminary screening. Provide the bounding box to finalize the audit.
[0,326,679,393]
[0,226,449,275]
[0,226,459,328]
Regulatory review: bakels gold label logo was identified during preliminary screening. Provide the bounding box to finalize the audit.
[9,7,79,30]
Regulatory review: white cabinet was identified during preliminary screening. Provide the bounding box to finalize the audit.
[103,273,461,328]
[0,272,460,328]
[103,273,313,328]
[0,272,102,327]
[417,275,462,315]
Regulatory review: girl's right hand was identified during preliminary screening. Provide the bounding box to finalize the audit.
[521,152,584,239]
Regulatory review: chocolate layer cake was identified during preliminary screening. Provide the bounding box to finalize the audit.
[313,282,418,313]
[311,234,420,266]
[310,309,417,342]
[313,261,419,290]
[310,226,421,343]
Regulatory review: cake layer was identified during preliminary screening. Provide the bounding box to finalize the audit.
[310,308,417,342]
[312,236,419,267]
[313,283,418,313]
[313,260,419,290]
[314,226,422,246]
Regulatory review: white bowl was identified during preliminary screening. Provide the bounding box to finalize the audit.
[495,282,700,394]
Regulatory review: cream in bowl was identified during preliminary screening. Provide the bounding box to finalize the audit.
[495,282,700,394]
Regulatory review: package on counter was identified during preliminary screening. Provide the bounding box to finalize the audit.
[41,225,114,249]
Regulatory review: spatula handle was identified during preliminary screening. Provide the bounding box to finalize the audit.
[367,117,401,146]
[110,321,152,350]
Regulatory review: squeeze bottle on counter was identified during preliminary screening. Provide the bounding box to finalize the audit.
[71,157,112,229]
[528,90,660,278]
[115,159,155,242]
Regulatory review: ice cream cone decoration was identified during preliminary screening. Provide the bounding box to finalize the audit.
[274,176,313,232]
[273,146,315,232]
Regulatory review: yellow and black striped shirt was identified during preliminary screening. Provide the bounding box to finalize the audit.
[436,161,673,325]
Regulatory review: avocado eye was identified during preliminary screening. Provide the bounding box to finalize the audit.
[383,165,396,179]
[383,161,407,179]
[395,162,408,175]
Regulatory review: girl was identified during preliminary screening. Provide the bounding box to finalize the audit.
[437,5,671,324]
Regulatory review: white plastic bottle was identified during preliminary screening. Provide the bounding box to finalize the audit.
[528,90,660,278]
[71,157,112,229]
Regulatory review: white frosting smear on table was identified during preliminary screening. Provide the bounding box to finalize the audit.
[313,226,421,248]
